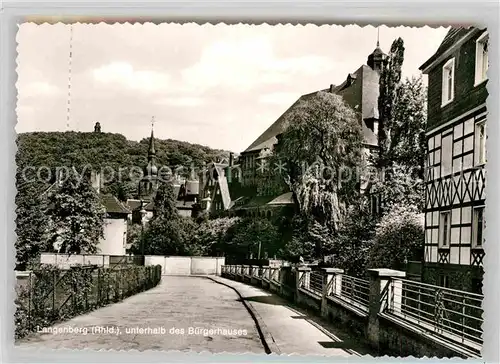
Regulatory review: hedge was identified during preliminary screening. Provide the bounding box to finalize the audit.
[15,264,162,340]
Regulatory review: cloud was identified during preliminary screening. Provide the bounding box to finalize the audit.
[16,23,450,153]
[259,92,299,105]
[92,62,171,93]
[153,97,205,107]
[181,36,333,92]
[21,81,61,98]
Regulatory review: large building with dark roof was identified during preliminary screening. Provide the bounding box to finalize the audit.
[199,42,388,217]
[419,27,488,294]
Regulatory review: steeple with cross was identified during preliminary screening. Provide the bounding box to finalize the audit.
[367,26,387,72]
[148,116,156,158]
[139,117,159,199]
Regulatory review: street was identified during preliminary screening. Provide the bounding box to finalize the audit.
[17,276,264,353]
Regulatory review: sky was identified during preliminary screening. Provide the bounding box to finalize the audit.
[16,23,449,153]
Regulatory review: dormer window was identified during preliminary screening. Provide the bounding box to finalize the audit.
[475,32,489,86]
[442,58,455,106]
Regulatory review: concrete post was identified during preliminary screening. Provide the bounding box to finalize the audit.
[239,265,244,281]
[242,265,248,283]
[278,267,287,297]
[321,268,343,318]
[261,265,269,289]
[250,265,259,285]
[296,266,311,303]
[367,268,406,348]
[262,266,269,280]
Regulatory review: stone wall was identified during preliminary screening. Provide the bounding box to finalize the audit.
[377,315,460,357]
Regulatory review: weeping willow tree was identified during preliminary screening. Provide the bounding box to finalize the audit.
[272,91,363,232]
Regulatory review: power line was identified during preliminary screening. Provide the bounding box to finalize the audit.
[66,24,73,131]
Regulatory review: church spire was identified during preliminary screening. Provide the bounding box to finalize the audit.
[148,118,156,159]
[143,116,158,178]
[367,27,387,72]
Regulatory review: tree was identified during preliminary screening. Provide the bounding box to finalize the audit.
[332,199,377,277]
[368,204,424,270]
[225,218,279,260]
[152,182,177,220]
[193,217,240,256]
[15,179,50,270]
[372,163,425,212]
[141,217,197,256]
[390,76,427,179]
[273,91,363,231]
[126,223,142,254]
[377,37,405,169]
[46,168,105,254]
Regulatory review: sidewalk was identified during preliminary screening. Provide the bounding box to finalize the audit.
[208,276,375,357]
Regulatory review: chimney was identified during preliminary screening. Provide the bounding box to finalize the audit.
[229,152,234,167]
[90,170,101,194]
[329,84,334,93]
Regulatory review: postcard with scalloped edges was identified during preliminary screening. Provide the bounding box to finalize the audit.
[15,22,486,358]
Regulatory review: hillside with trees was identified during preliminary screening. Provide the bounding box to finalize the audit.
[16,131,230,200]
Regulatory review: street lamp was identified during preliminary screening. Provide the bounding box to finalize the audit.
[140,200,147,262]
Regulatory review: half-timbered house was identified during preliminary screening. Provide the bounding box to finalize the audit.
[419,27,488,293]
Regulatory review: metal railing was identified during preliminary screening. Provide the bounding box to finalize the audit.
[386,278,483,348]
[219,264,484,355]
[15,264,162,339]
[301,270,323,296]
[335,275,370,311]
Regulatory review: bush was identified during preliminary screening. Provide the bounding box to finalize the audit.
[225,217,279,259]
[368,204,424,270]
[331,202,377,277]
[15,264,162,340]
[193,217,240,256]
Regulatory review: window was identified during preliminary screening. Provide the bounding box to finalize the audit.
[475,32,489,85]
[475,121,486,165]
[441,134,453,176]
[439,211,451,248]
[472,206,485,249]
[442,58,455,106]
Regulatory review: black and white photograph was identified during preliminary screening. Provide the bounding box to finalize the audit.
[14,22,487,358]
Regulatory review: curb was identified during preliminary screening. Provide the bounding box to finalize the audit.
[203,275,281,355]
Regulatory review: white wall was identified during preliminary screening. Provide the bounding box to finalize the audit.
[191,257,217,275]
[164,257,192,275]
[40,253,225,276]
[99,218,127,255]
[145,255,166,273]
[144,256,225,276]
